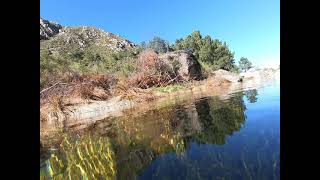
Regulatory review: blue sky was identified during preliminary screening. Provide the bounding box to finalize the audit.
[41,0,279,68]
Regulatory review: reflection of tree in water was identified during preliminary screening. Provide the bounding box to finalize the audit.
[191,92,247,145]
[106,107,188,179]
[244,89,258,103]
[137,92,279,180]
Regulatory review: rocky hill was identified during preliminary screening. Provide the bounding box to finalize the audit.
[40,18,62,40]
[40,18,137,53]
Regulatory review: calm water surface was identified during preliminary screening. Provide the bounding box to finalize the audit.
[40,80,280,180]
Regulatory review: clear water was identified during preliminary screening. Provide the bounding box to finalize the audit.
[40,80,280,180]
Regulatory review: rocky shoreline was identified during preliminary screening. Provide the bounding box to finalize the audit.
[40,68,279,144]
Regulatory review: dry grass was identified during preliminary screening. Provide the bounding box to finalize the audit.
[113,77,156,102]
[40,74,116,123]
[40,71,159,122]
[40,95,67,125]
[40,74,114,105]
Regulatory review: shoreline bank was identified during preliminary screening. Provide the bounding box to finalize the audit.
[40,68,279,144]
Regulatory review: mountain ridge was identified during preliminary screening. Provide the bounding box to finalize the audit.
[40,17,137,53]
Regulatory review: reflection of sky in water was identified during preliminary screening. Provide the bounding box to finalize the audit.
[139,81,280,180]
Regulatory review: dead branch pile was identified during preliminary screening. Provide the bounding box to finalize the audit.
[40,74,115,105]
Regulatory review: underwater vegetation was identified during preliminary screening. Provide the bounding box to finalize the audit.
[40,135,116,180]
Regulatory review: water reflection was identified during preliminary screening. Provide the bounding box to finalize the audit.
[192,93,246,145]
[40,86,279,180]
[244,89,258,103]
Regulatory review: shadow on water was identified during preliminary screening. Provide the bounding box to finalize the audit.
[40,87,279,180]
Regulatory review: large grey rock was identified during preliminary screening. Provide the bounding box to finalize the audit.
[158,50,203,81]
[212,69,241,82]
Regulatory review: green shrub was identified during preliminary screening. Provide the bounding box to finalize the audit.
[173,31,240,72]
[40,47,139,90]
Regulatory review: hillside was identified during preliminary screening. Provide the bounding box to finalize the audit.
[40,18,137,54]
[40,18,142,90]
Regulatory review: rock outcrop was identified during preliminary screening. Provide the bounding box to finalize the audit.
[211,69,241,82]
[40,18,62,40]
[50,26,136,51]
[40,17,137,52]
[240,68,280,82]
[211,68,280,84]
[158,50,203,81]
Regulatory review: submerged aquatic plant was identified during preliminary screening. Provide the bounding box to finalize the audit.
[40,135,116,180]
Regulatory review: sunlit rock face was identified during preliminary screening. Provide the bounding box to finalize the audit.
[158,50,203,81]
[40,18,137,52]
[239,68,280,89]
[40,18,62,40]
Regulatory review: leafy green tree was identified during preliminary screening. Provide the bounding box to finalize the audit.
[198,35,214,64]
[147,36,170,53]
[239,57,252,72]
[211,41,236,71]
[173,31,238,71]
[173,38,184,51]
[183,31,203,58]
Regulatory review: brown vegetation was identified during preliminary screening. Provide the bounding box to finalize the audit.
[40,74,115,106]
[40,49,203,123]
[128,49,182,89]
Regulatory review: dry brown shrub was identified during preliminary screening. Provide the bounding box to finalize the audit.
[127,49,182,89]
[48,95,64,112]
[114,77,130,94]
[78,84,95,99]
[40,74,115,106]
[129,72,165,89]
[62,73,115,89]
[138,49,159,69]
